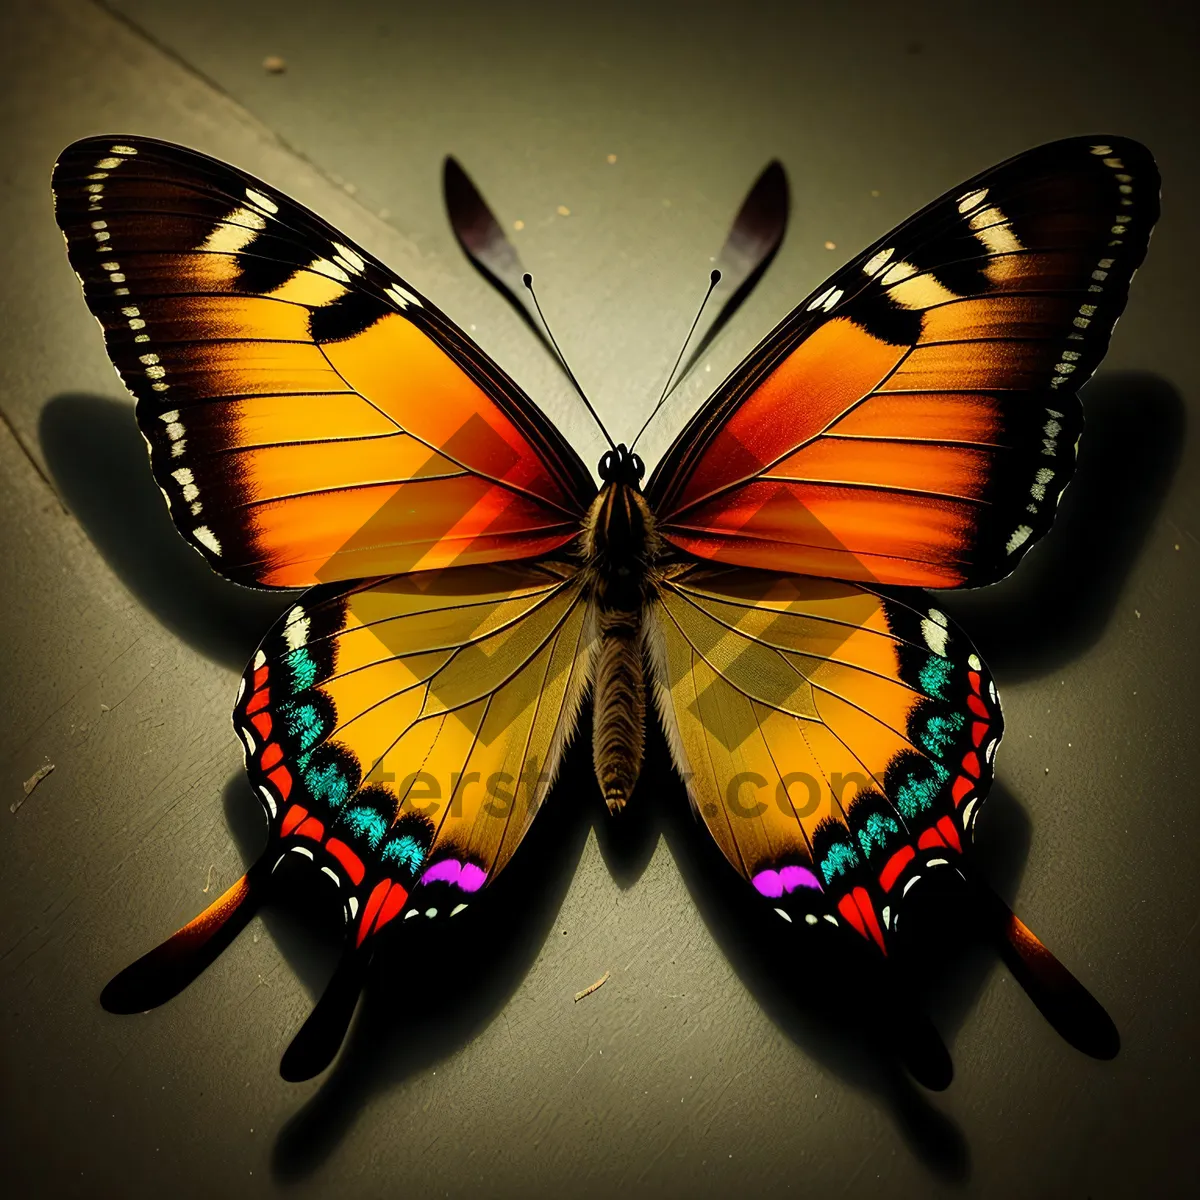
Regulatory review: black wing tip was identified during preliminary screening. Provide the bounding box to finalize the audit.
[1017,967,1121,1060]
[1063,999,1121,1061]
[278,948,369,1083]
[278,1010,355,1084]
[100,958,184,1015]
[980,887,1121,1060]
[442,153,469,190]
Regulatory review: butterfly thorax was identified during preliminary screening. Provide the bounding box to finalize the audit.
[584,445,659,812]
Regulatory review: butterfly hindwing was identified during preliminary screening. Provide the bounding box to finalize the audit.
[646,563,1001,947]
[235,559,595,924]
[52,136,595,587]
[103,558,594,1068]
[647,136,1159,588]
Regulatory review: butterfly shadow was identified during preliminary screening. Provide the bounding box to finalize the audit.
[215,737,600,1184]
[618,738,1044,1185]
[38,393,296,671]
[938,370,1185,682]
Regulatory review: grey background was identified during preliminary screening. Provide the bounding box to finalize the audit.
[1,0,1196,1196]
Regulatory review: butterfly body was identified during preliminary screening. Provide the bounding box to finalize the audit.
[53,133,1157,1079]
[584,443,658,810]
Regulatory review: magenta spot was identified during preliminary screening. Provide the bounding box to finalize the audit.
[779,865,822,893]
[418,858,487,893]
[458,863,487,893]
[420,859,462,886]
[752,870,784,898]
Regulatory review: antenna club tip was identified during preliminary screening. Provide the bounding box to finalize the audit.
[710,268,722,284]
[522,272,534,288]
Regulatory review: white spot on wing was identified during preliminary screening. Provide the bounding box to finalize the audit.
[386,283,423,309]
[245,188,279,215]
[199,206,266,255]
[1030,466,1054,501]
[332,242,365,273]
[310,257,351,283]
[956,188,988,213]
[284,607,311,651]
[1006,524,1033,555]
[863,248,893,277]
[966,205,1023,254]
[921,617,949,657]
[807,285,843,312]
[193,525,222,555]
[171,467,199,502]
[877,258,958,308]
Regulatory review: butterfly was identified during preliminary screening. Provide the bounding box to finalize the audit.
[53,133,1158,1084]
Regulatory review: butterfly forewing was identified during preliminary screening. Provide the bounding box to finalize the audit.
[52,136,595,588]
[647,136,1159,588]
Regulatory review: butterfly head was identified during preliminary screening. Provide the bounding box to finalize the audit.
[598,443,645,489]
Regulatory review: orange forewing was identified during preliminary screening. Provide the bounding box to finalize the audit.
[649,136,1159,588]
[52,137,594,588]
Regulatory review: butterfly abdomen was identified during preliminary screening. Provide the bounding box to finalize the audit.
[592,608,646,812]
[584,479,660,811]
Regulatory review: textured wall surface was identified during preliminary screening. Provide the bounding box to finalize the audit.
[0,1,1196,1196]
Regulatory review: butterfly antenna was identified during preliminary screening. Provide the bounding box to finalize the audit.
[630,268,722,452]
[523,273,615,451]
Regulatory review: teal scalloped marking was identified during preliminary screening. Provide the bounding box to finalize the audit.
[920,711,965,759]
[286,646,318,693]
[857,810,900,857]
[895,761,950,820]
[279,700,324,752]
[304,760,352,812]
[381,834,426,873]
[918,653,954,701]
[342,806,388,850]
[820,840,861,885]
